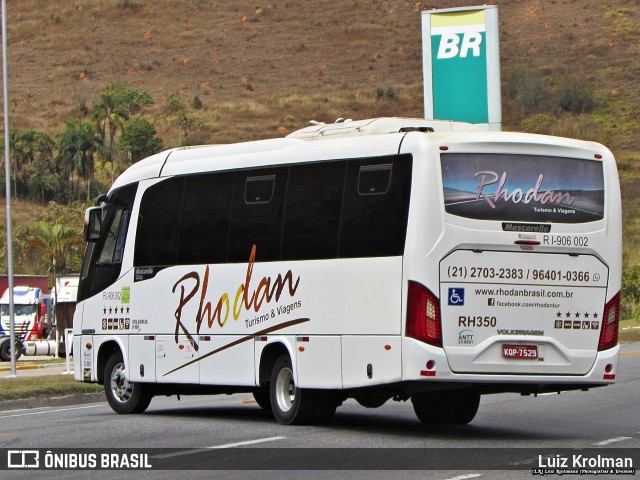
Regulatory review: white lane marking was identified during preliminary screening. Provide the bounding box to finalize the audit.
[592,436,632,446]
[445,475,482,480]
[0,404,105,419]
[151,436,286,459]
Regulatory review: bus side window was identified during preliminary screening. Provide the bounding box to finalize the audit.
[228,168,288,263]
[281,160,346,260]
[339,154,412,258]
[134,177,184,267]
[178,172,233,265]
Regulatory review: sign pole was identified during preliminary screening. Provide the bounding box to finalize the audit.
[1,0,16,377]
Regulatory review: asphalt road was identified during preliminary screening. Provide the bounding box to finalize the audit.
[1,343,639,479]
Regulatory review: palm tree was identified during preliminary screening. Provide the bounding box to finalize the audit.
[92,86,154,182]
[57,120,104,200]
[92,91,130,183]
[15,129,55,201]
[23,220,84,305]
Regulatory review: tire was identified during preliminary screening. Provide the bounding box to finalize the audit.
[253,387,272,410]
[411,389,480,425]
[104,352,152,414]
[0,338,22,362]
[269,354,337,425]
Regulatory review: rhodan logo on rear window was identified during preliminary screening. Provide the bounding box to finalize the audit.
[441,153,605,223]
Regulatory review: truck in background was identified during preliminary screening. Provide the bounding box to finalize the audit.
[0,275,80,361]
[0,285,53,361]
[53,274,79,357]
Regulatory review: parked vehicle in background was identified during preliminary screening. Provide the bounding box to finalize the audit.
[0,286,53,361]
[53,274,79,357]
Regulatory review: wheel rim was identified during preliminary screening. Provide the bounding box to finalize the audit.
[275,366,295,413]
[110,362,133,403]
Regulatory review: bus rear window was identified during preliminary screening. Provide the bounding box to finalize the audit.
[441,153,604,223]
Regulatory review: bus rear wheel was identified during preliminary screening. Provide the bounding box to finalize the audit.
[411,389,480,425]
[104,352,152,414]
[269,354,337,425]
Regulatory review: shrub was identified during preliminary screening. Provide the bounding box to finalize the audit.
[520,114,557,134]
[505,66,547,115]
[375,87,400,102]
[558,75,595,113]
[120,0,140,10]
[623,265,640,301]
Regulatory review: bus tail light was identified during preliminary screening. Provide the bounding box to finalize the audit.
[598,292,620,351]
[406,281,442,347]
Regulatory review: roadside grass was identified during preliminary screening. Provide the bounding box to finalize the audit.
[0,357,67,367]
[0,375,102,402]
[620,317,640,344]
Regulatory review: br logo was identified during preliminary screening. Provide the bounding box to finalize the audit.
[436,32,483,59]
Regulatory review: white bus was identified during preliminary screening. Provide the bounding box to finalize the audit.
[74,117,622,425]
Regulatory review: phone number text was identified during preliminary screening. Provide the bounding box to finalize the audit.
[446,266,593,283]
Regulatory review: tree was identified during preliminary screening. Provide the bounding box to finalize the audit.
[166,94,210,146]
[14,129,56,202]
[22,221,84,294]
[92,85,154,181]
[118,116,164,163]
[56,120,104,201]
[92,91,129,183]
[120,89,154,115]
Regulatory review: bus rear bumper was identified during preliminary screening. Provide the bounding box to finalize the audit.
[402,337,619,391]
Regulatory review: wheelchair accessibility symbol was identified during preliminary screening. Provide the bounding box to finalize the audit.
[448,288,465,306]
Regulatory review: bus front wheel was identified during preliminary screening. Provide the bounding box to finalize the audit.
[104,352,152,414]
[411,389,480,425]
[269,354,336,425]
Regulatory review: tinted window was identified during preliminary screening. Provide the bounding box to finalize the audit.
[339,154,412,257]
[134,177,184,267]
[97,209,128,265]
[282,161,346,260]
[358,164,392,195]
[245,175,275,204]
[441,153,605,223]
[132,154,411,271]
[177,172,233,264]
[228,168,288,263]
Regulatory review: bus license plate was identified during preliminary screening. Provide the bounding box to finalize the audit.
[503,344,538,360]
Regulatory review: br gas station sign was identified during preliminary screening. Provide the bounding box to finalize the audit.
[422,6,501,130]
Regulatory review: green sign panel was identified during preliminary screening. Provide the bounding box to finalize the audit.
[431,10,488,123]
[422,6,501,130]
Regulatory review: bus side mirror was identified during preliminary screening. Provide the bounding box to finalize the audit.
[84,207,102,242]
